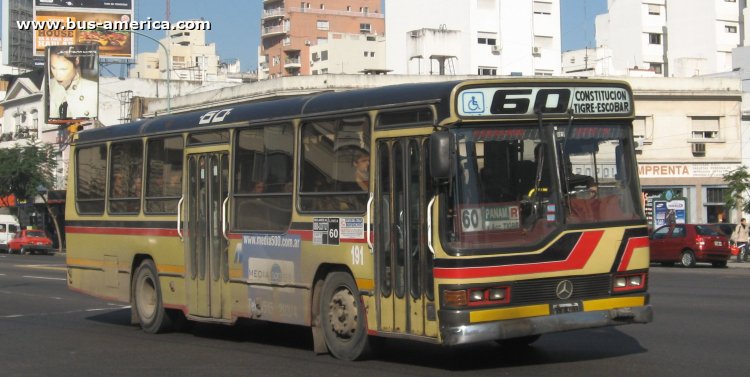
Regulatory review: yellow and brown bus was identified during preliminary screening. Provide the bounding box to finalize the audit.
[66,78,651,360]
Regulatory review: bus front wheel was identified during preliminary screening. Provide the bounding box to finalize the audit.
[132,259,173,333]
[320,272,370,361]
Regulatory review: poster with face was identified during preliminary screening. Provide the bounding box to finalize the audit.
[45,44,99,121]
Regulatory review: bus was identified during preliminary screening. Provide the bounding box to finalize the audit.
[66,78,652,360]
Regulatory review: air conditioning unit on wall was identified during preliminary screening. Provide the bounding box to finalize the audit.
[491,45,501,54]
[532,46,541,56]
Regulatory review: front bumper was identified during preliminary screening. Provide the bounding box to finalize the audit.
[440,298,652,346]
[21,244,52,252]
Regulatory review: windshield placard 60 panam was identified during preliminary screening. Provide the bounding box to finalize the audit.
[458,85,633,117]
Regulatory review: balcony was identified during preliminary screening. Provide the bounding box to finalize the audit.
[263,0,282,4]
[286,7,384,19]
[262,8,285,20]
[285,57,301,69]
[262,24,289,38]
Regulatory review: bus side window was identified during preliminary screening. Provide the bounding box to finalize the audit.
[109,140,143,214]
[76,145,107,214]
[233,124,293,232]
[299,116,370,212]
[145,137,184,214]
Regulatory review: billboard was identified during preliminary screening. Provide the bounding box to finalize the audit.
[33,0,134,58]
[45,44,99,121]
[35,1,132,10]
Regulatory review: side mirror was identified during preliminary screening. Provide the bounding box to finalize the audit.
[430,132,454,180]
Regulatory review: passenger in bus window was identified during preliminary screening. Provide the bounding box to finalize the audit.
[131,176,142,197]
[165,173,181,195]
[111,171,127,198]
[251,181,266,193]
[342,149,370,192]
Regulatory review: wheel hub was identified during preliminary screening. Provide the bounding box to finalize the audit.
[328,288,358,340]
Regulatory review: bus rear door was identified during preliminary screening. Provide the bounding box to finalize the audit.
[185,151,230,319]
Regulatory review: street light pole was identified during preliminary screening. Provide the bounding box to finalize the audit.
[130,30,171,114]
[100,28,171,113]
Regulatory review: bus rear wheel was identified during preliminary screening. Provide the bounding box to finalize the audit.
[320,272,370,361]
[132,259,173,333]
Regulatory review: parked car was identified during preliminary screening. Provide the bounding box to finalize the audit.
[710,223,737,238]
[7,229,54,255]
[649,224,731,267]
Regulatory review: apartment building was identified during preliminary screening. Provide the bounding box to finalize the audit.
[308,32,386,75]
[385,0,561,76]
[631,77,742,224]
[129,28,235,82]
[259,0,384,79]
[595,0,746,77]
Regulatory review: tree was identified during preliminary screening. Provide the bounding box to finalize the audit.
[0,140,63,252]
[723,165,750,219]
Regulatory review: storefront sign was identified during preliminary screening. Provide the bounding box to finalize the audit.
[638,163,737,178]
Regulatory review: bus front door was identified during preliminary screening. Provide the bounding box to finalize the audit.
[186,153,229,319]
[376,139,436,337]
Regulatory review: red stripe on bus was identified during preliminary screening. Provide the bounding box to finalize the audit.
[66,226,179,237]
[433,230,605,279]
[617,236,649,272]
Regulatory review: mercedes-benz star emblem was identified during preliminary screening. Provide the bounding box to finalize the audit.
[556,280,574,300]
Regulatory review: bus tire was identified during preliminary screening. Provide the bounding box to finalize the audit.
[132,259,173,333]
[320,272,370,361]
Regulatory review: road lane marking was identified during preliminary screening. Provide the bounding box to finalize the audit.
[0,305,130,319]
[15,264,67,271]
[22,275,67,281]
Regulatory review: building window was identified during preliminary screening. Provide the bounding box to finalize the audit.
[691,117,720,140]
[478,67,497,76]
[360,6,369,13]
[648,33,662,45]
[477,32,498,46]
[648,4,661,15]
[533,1,552,15]
[320,4,324,9]
[725,0,736,2]
[317,20,329,30]
[347,6,352,11]
[649,62,663,74]
[360,23,371,33]
[535,70,553,76]
[707,188,730,204]
[726,25,738,33]
[321,50,328,61]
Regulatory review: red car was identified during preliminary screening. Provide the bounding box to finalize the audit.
[649,224,731,267]
[7,229,54,255]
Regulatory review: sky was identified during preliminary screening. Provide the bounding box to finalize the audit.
[3,0,608,72]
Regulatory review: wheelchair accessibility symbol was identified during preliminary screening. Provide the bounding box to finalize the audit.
[461,92,485,114]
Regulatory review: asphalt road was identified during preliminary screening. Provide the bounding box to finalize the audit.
[1,253,749,377]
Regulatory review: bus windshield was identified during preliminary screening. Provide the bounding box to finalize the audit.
[445,123,643,253]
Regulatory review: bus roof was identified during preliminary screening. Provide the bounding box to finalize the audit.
[75,80,462,144]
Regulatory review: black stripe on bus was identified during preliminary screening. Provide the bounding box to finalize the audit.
[66,220,176,229]
[433,233,582,269]
[610,227,650,273]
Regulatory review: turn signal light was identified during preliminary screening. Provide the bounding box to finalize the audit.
[443,290,468,308]
[443,286,513,308]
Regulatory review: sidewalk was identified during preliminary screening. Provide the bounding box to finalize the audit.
[728,259,750,268]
